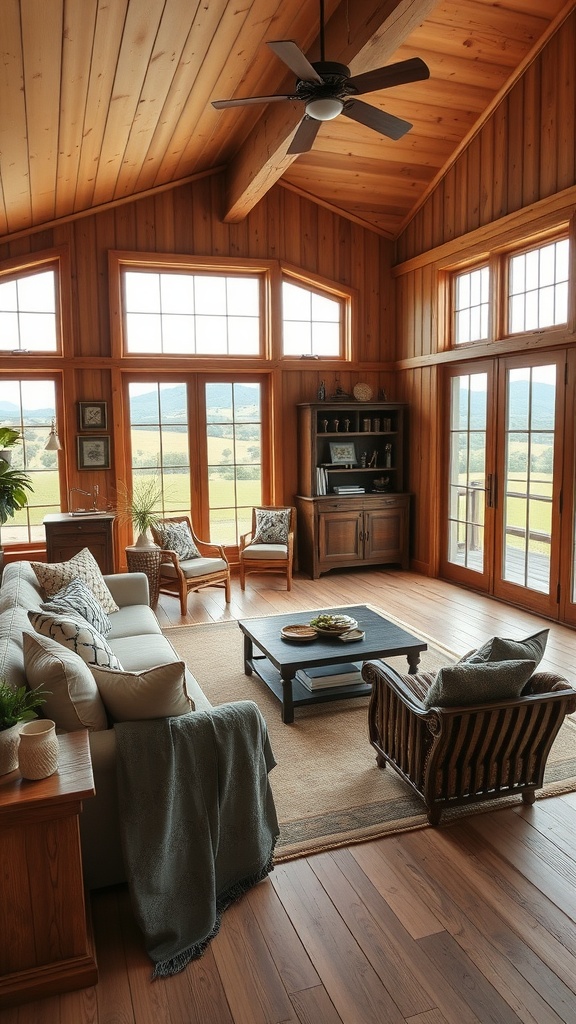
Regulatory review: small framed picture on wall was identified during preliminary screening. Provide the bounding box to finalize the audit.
[77,435,111,470]
[78,401,108,431]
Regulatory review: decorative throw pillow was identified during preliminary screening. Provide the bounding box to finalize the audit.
[156,520,200,560]
[23,631,108,732]
[91,661,194,722]
[28,610,123,671]
[252,508,290,544]
[423,659,536,709]
[41,578,112,637]
[463,629,549,669]
[31,547,119,614]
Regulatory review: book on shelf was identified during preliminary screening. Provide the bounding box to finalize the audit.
[295,662,363,690]
[333,485,365,494]
[316,466,329,495]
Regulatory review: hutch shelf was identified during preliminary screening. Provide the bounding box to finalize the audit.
[295,401,410,579]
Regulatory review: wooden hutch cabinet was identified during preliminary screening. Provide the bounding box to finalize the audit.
[43,513,115,575]
[295,402,410,579]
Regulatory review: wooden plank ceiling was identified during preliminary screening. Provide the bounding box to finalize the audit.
[0,0,572,242]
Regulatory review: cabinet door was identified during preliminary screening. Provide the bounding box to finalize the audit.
[318,509,363,565]
[364,504,408,568]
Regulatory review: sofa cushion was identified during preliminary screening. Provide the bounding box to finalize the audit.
[463,629,549,669]
[423,659,536,709]
[23,631,108,732]
[252,508,290,544]
[41,578,112,636]
[156,520,200,560]
[28,610,123,671]
[30,548,119,613]
[107,632,182,672]
[92,661,194,722]
[107,604,163,640]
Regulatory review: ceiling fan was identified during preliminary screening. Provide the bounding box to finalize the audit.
[211,0,430,155]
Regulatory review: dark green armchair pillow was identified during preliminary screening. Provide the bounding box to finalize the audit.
[423,659,536,709]
[463,629,549,668]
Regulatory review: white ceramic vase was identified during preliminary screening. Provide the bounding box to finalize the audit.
[18,720,59,780]
[0,723,21,775]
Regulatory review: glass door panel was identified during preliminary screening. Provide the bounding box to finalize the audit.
[494,355,563,617]
[442,367,493,591]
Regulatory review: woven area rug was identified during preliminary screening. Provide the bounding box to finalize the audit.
[164,615,576,860]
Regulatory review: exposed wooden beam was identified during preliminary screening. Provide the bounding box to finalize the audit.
[221,0,440,223]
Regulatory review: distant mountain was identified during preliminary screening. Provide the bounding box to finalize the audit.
[468,381,555,430]
[0,401,55,421]
[129,383,260,423]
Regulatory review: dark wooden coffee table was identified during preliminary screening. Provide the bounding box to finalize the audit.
[238,604,427,723]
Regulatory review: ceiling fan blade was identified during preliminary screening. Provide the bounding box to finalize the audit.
[267,40,323,83]
[212,93,296,110]
[287,116,323,155]
[348,57,430,96]
[342,99,413,141]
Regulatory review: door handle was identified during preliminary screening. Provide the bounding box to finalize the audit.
[486,474,496,509]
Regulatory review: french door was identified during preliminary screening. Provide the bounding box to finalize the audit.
[441,352,567,620]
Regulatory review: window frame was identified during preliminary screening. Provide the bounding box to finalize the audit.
[110,251,275,360]
[0,247,69,357]
[444,227,571,351]
[279,263,354,362]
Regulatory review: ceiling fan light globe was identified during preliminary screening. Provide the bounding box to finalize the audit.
[305,97,343,121]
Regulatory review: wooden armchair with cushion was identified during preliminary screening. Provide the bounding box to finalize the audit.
[363,627,576,825]
[150,516,231,614]
[239,506,296,591]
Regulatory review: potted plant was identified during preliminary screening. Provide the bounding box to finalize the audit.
[115,477,163,548]
[0,679,49,775]
[0,428,33,576]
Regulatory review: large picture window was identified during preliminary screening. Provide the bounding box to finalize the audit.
[0,268,58,352]
[0,379,62,544]
[123,271,261,355]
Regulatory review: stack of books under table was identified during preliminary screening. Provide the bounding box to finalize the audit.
[295,663,363,691]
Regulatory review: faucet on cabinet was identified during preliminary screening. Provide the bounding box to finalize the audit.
[68,485,99,514]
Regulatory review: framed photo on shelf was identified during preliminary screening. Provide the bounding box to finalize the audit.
[329,441,357,465]
[77,435,111,470]
[78,401,108,431]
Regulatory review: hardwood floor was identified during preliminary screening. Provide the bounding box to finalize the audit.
[3,568,576,1024]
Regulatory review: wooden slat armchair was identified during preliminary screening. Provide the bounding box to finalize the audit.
[239,506,296,591]
[150,515,231,615]
[363,659,576,825]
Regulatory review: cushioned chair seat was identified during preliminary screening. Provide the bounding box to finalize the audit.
[241,544,288,560]
[160,556,228,578]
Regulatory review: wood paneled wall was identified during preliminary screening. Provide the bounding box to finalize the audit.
[0,174,394,559]
[394,12,576,576]
[397,12,576,263]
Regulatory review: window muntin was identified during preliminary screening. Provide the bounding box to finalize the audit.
[206,382,262,544]
[0,269,58,352]
[282,279,343,357]
[453,266,490,345]
[508,239,569,334]
[0,380,62,543]
[123,271,260,355]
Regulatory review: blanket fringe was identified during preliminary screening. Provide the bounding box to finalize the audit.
[151,846,276,979]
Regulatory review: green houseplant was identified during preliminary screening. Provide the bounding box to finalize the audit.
[115,477,163,547]
[0,427,33,526]
[0,679,49,775]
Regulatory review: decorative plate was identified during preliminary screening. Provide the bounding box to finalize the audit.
[309,614,358,636]
[353,383,373,402]
[281,624,318,642]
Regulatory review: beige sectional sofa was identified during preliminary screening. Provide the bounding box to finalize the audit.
[0,559,213,889]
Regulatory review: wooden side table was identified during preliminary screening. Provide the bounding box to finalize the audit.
[125,544,163,607]
[0,730,98,1007]
[44,512,115,574]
